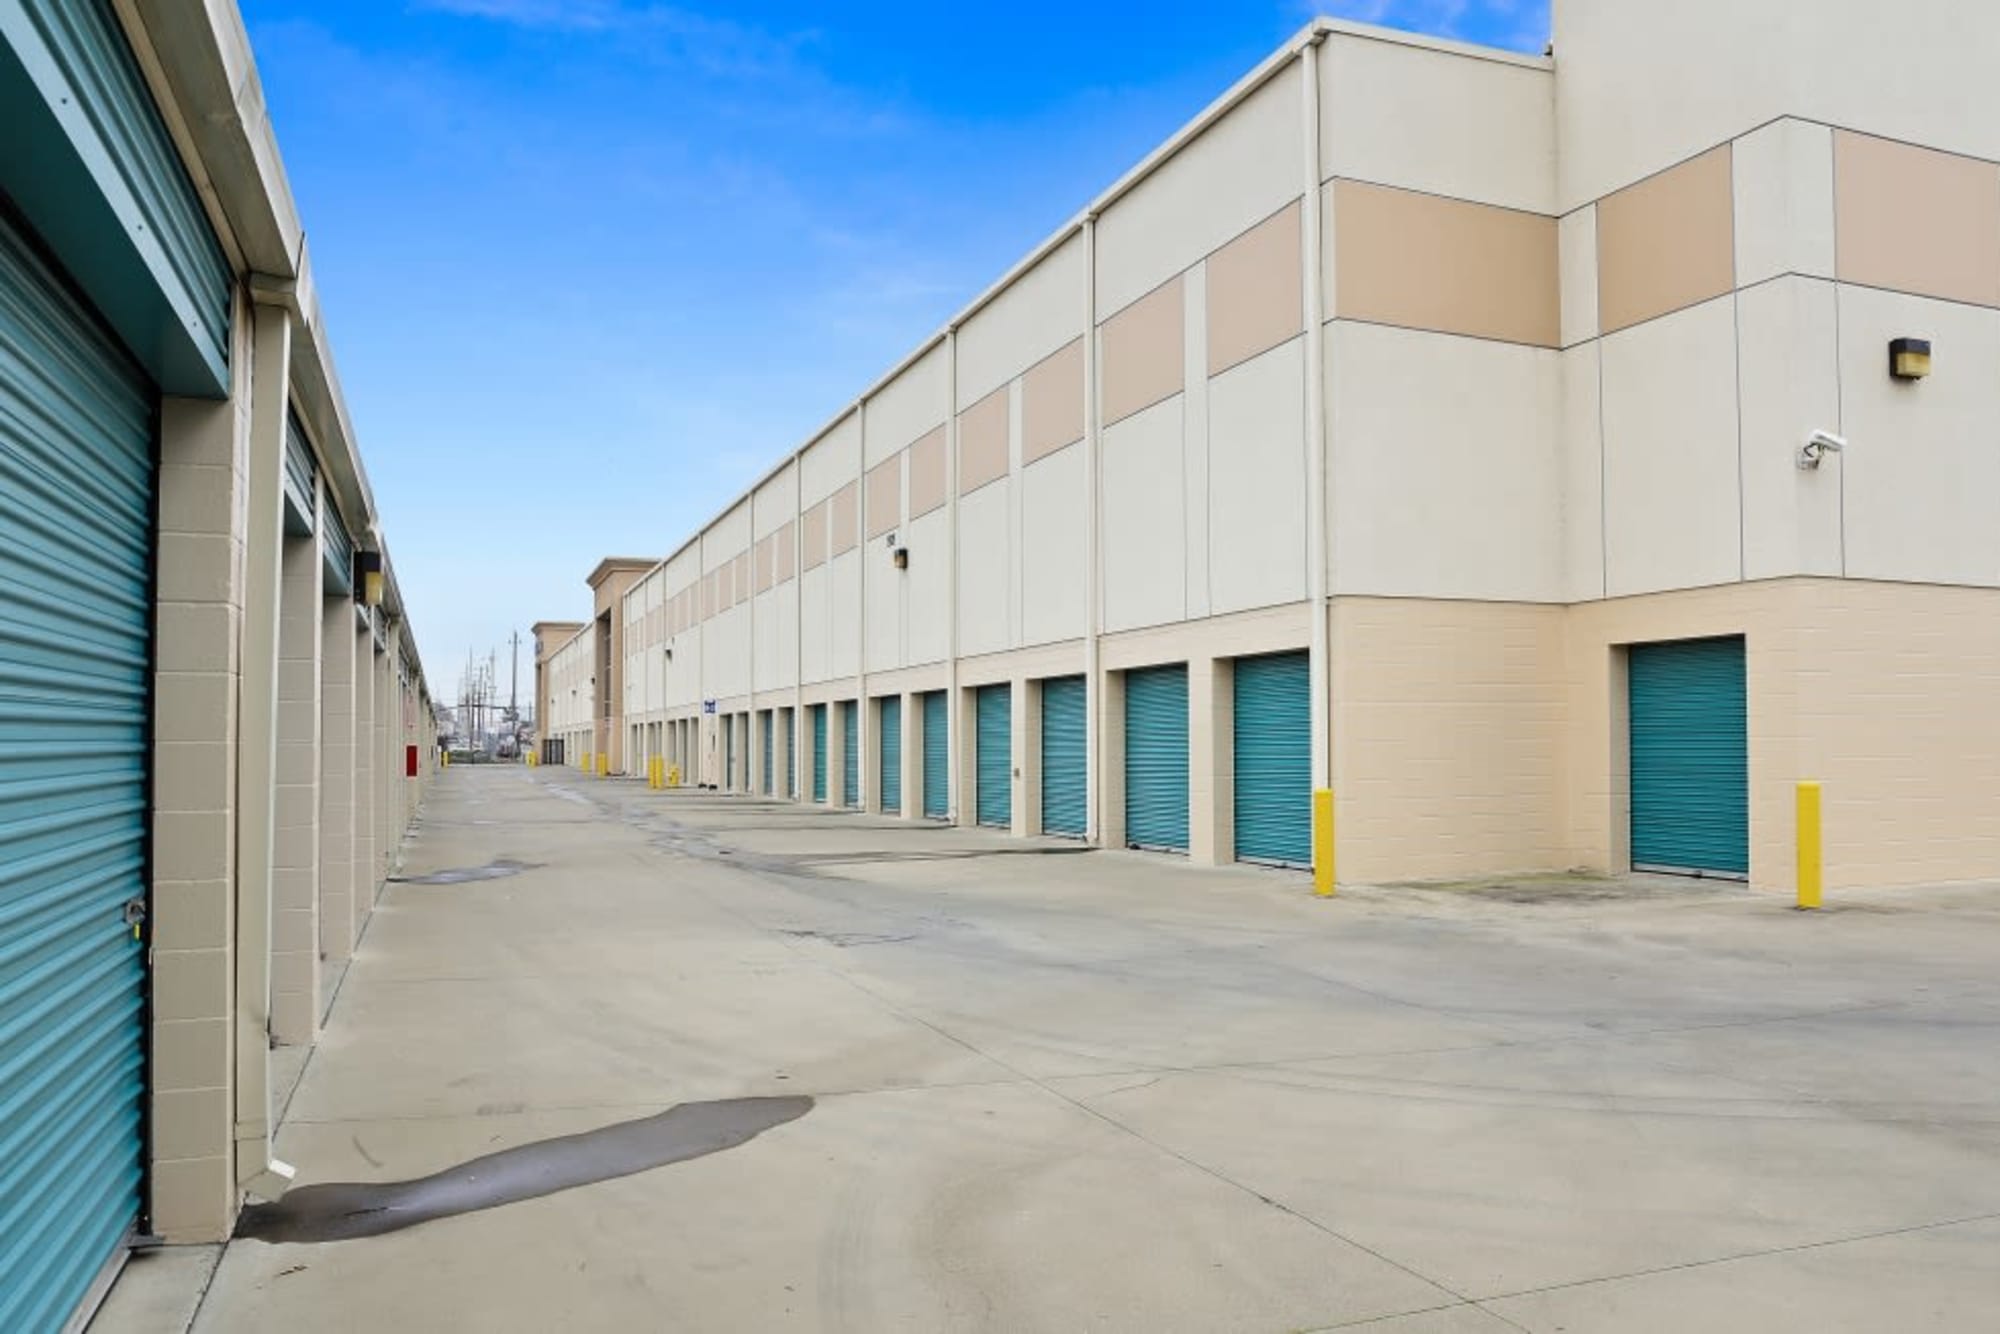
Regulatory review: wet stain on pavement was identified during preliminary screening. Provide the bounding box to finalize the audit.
[389,858,540,885]
[236,1095,812,1244]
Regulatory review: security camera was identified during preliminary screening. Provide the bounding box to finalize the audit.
[1798,429,1847,470]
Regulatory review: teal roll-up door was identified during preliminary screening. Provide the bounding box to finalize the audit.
[1125,665,1189,853]
[1233,652,1310,867]
[841,703,858,809]
[761,711,773,795]
[922,691,947,819]
[1629,637,1748,878]
[724,716,735,791]
[1040,676,1086,838]
[0,202,156,1333]
[784,709,795,798]
[878,697,901,813]
[975,685,1011,828]
[811,705,826,802]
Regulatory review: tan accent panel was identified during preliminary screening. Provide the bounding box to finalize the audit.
[908,426,946,517]
[801,502,827,571]
[1207,200,1303,375]
[734,552,751,605]
[1333,180,1558,347]
[830,481,859,556]
[957,386,1009,494]
[774,519,795,582]
[1022,339,1084,464]
[1834,131,2000,307]
[754,535,773,593]
[1596,145,1735,335]
[866,455,901,538]
[1332,597,1567,882]
[1100,274,1184,425]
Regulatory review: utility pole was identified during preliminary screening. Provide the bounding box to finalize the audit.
[509,631,520,731]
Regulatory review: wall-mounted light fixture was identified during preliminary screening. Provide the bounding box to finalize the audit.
[1889,337,1932,380]
[354,550,384,607]
[892,546,909,570]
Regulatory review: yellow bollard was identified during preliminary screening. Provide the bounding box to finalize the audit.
[1796,780,1823,910]
[668,764,680,789]
[581,750,591,773]
[597,752,609,779]
[1313,788,1336,897]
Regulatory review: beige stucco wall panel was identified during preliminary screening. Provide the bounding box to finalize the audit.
[866,454,901,540]
[1019,442,1087,648]
[958,386,1009,495]
[865,341,948,468]
[1737,277,1843,580]
[1558,205,1598,347]
[1330,322,1563,601]
[1834,131,2000,309]
[1598,296,1743,597]
[1207,339,1306,615]
[1101,394,1187,633]
[1206,201,1302,377]
[907,426,946,518]
[1733,118,1836,288]
[1100,275,1185,427]
[1021,338,1084,465]
[1095,62,1301,318]
[1596,145,1735,335]
[1321,33,1555,214]
[957,481,1011,659]
[800,501,828,573]
[956,231,1085,409]
[1836,285,2000,586]
[1332,597,1567,882]
[1333,180,1558,347]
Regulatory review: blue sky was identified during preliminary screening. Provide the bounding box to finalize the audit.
[237,0,1549,710]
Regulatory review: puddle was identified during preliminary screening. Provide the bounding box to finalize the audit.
[236,1095,812,1244]
[390,858,539,885]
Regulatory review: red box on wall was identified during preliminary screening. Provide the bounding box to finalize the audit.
[406,744,418,778]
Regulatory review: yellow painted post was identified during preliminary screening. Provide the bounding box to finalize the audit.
[668,764,681,789]
[1312,788,1336,897]
[597,751,608,779]
[1796,780,1823,910]
[581,750,590,774]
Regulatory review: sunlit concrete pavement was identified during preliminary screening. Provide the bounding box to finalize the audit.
[161,766,2000,1332]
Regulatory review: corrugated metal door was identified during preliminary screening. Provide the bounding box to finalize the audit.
[1124,665,1189,852]
[1040,676,1086,838]
[761,711,772,795]
[922,691,947,819]
[811,704,826,802]
[1233,652,1310,867]
[975,685,1011,828]
[0,203,155,1332]
[841,703,858,809]
[724,716,735,791]
[784,710,795,798]
[878,697,901,813]
[1629,637,1748,878]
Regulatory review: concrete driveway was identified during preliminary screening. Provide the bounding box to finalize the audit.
[120,766,2000,1332]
